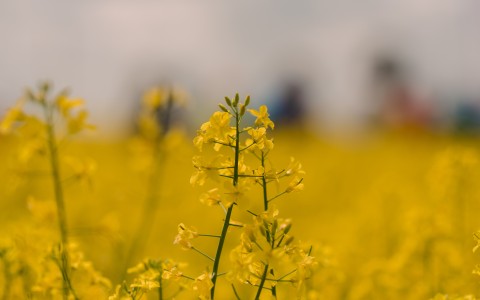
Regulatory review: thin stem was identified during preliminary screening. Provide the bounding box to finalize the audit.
[250,284,272,291]
[1,256,11,300]
[123,94,174,279]
[211,205,233,298]
[123,140,167,278]
[254,241,264,251]
[231,284,241,300]
[158,275,163,300]
[261,152,268,211]
[277,269,297,281]
[268,191,287,203]
[219,202,228,215]
[191,247,215,262]
[181,274,195,281]
[255,264,269,300]
[240,141,257,152]
[211,107,241,299]
[198,234,221,238]
[237,174,264,178]
[200,166,234,170]
[275,235,285,248]
[43,102,75,300]
[212,140,234,148]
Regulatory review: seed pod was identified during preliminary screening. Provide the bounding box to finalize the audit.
[233,93,239,107]
[244,95,250,107]
[219,104,229,112]
[283,222,292,235]
[240,104,246,116]
[259,227,266,237]
[265,229,271,243]
[272,219,278,236]
[247,228,256,243]
[39,81,50,93]
[285,236,294,245]
[263,219,269,230]
[25,88,35,101]
[243,241,252,252]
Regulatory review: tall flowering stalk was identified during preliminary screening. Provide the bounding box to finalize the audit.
[0,83,95,300]
[123,86,182,277]
[175,94,315,299]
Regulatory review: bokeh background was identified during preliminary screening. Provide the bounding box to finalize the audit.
[2,1,480,299]
[2,0,480,135]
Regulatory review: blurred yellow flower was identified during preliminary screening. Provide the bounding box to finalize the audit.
[286,177,304,193]
[143,87,169,109]
[55,95,85,117]
[192,271,214,300]
[67,110,96,135]
[174,223,199,250]
[248,105,274,129]
[0,105,25,134]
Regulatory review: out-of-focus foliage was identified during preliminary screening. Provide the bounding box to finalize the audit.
[1,85,480,299]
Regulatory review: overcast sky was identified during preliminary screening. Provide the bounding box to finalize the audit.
[1,0,480,132]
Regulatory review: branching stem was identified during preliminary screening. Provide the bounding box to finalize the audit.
[210,106,241,299]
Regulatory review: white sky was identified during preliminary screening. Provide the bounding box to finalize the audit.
[1,0,480,132]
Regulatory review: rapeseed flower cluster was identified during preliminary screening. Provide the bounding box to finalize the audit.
[174,94,316,299]
[3,83,480,299]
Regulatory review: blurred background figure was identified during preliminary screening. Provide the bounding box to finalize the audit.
[453,100,480,134]
[271,81,308,128]
[129,83,188,136]
[371,56,435,131]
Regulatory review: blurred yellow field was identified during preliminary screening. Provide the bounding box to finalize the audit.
[1,86,480,299]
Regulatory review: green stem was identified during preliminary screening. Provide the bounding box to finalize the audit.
[231,284,241,300]
[268,191,287,203]
[181,274,196,281]
[277,269,297,281]
[192,247,215,262]
[122,146,166,278]
[1,257,11,300]
[123,96,174,279]
[210,108,241,299]
[198,234,221,238]
[43,103,75,300]
[261,152,268,211]
[158,275,163,300]
[211,205,233,298]
[254,264,269,300]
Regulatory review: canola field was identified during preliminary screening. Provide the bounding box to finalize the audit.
[1,84,480,299]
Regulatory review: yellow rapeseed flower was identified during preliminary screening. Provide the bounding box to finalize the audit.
[0,106,25,134]
[55,95,85,117]
[248,105,274,129]
[192,271,214,300]
[173,223,199,250]
[143,87,168,109]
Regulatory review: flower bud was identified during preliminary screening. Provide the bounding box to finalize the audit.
[224,96,232,106]
[282,222,292,235]
[285,236,294,245]
[219,104,229,112]
[244,95,250,107]
[239,104,246,116]
[233,93,239,107]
